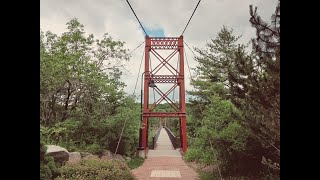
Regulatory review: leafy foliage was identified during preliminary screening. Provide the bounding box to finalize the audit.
[186,95,256,176]
[40,18,142,179]
[56,159,135,180]
[127,157,145,170]
[186,0,280,178]
[40,18,140,157]
[40,135,60,180]
[40,18,129,125]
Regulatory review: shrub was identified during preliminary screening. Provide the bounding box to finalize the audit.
[85,143,103,155]
[56,159,136,180]
[199,172,220,180]
[185,148,205,162]
[40,136,60,180]
[127,156,144,169]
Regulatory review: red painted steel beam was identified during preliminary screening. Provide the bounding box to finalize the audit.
[153,87,180,111]
[178,36,187,152]
[150,49,180,75]
[150,37,179,49]
[145,75,183,83]
[142,36,151,152]
[143,112,186,117]
[149,84,178,112]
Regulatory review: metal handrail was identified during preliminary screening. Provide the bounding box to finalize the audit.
[152,127,162,149]
[163,126,179,149]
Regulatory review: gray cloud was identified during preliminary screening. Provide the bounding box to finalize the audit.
[41,0,278,102]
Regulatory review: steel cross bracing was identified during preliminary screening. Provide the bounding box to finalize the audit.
[141,36,188,153]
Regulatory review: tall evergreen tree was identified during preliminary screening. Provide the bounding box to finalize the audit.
[229,1,280,170]
[187,0,280,176]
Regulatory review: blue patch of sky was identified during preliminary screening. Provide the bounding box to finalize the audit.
[140,24,165,37]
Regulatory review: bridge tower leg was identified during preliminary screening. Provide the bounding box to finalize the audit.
[142,36,151,153]
[178,37,187,152]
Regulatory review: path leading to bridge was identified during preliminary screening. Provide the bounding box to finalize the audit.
[131,127,198,179]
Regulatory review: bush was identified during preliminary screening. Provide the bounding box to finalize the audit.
[56,159,136,180]
[85,143,103,155]
[185,148,204,162]
[199,172,220,180]
[127,156,144,169]
[40,136,60,180]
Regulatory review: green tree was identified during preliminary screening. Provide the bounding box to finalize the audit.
[186,26,262,177]
[190,26,242,101]
[40,135,59,180]
[40,18,140,157]
[229,1,280,170]
[186,0,280,177]
[40,19,129,125]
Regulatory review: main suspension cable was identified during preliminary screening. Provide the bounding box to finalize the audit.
[125,0,148,36]
[181,0,202,35]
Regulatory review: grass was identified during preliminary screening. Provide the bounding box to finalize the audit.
[127,156,145,170]
[199,172,218,180]
[198,171,279,180]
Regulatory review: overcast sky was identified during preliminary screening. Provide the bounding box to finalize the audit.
[40,0,278,103]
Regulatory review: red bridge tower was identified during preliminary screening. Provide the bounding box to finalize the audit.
[140,36,188,153]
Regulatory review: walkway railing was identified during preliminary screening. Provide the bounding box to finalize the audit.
[151,127,162,149]
[163,126,179,149]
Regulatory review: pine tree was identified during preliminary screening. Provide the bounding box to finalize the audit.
[188,0,280,175]
[230,0,280,170]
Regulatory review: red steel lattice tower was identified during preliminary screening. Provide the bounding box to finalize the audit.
[141,35,187,153]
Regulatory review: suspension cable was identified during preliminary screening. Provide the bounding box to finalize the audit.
[150,55,153,75]
[172,53,180,101]
[124,41,145,75]
[115,49,144,155]
[151,53,156,107]
[184,41,197,57]
[125,0,148,36]
[181,0,202,35]
[153,88,156,105]
[185,51,193,80]
[133,49,145,95]
[129,40,145,55]
[183,41,195,80]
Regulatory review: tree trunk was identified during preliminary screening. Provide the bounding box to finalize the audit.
[61,80,72,121]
